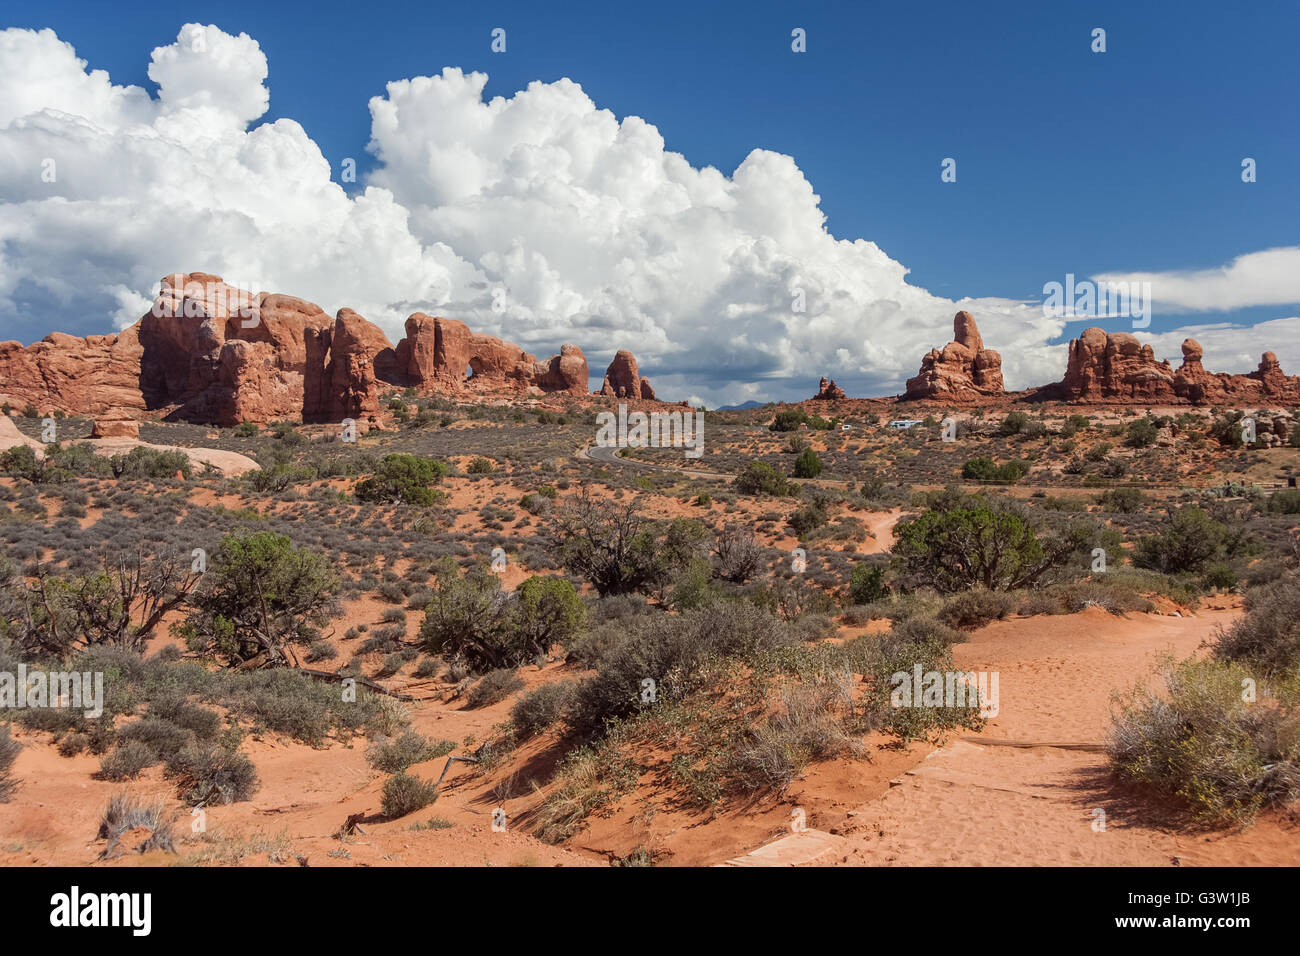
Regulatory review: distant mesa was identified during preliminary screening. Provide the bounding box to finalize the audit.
[0,272,658,427]
[811,377,846,401]
[904,311,1004,401]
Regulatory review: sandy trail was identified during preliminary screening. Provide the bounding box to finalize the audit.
[811,607,1300,866]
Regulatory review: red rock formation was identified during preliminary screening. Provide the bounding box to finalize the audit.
[1052,329,1300,405]
[135,273,337,424]
[392,314,588,395]
[904,312,1004,401]
[90,416,140,439]
[812,377,846,400]
[304,309,393,423]
[0,273,390,426]
[1059,328,1175,402]
[600,351,642,398]
[639,377,657,401]
[0,328,145,415]
[534,344,590,396]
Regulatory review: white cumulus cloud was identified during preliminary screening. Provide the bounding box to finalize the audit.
[0,23,1286,406]
[1094,247,1300,314]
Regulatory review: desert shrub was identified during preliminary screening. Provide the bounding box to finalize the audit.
[513,575,586,657]
[233,422,258,438]
[769,410,828,432]
[354,455,448,506]
[467,457,494,474]
[0,726,20,801]
[520,493,552,516]
[734,461,797,497]
[305,640,338,663]
[367,732,454,773]
[713,525,762,583]
[788,500,828,537]
[961,457,1028,483]
[1202,563,1238,591]
[1108,656,1300,825]
[839,617,984,743]
[246,464,314,493]
[211,668,382,745]
[1132,507,1235,575]
[999,411,1029,436]
[45,443,112,479]
[536,740,637,843]
[375,651,410,677]
[365,696,412,738]
[57,732,90,757]
[359,631,400,655]
[726,676,862,792]
[271,422,304,445]
[760,575,836,622]
[381,771,439,818]
[97,793,175,857]
[165,743,260,805]
[109,446,192,480]
[511,681,577,739]
[1060,414,1091,437]
[1053,578,1154,615]
[466,668,525,708]
[1,549,200,657]
[419,559,508,667]
[668,557,714,611]
[1096,487,1146,512]
[937,588,1016,629]
[1264,489,1300,514]
[566,602,794,740]
[555,490,708,596]
[1126,417,1159,448]
[893,494,1098,593]
[177,530,339,668]
[793,448,823,479]
[150,697,222,740]
[117,717,194,761]
[0,444,60,483]
[98,740,160,780]
[848,563,888,605]
[1214,574,1300,675]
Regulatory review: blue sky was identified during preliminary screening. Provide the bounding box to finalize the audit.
[2,0,1298,403]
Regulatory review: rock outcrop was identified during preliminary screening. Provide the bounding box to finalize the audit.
[0,328,145,415]
[1058,328,1175,402]
[1051,329,1300,405]
[304,309,395,423]
[392,314,589,396]
[135,273,343,425]
[812,377,846,401]
[0,273,603,426]
[904,312,1004,401]
[534,344,591,395]
[599,350,656,400]
[91,416,140,439]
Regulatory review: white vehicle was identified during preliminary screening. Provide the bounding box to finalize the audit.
[887,419,924,430]
[840,423,852,431]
